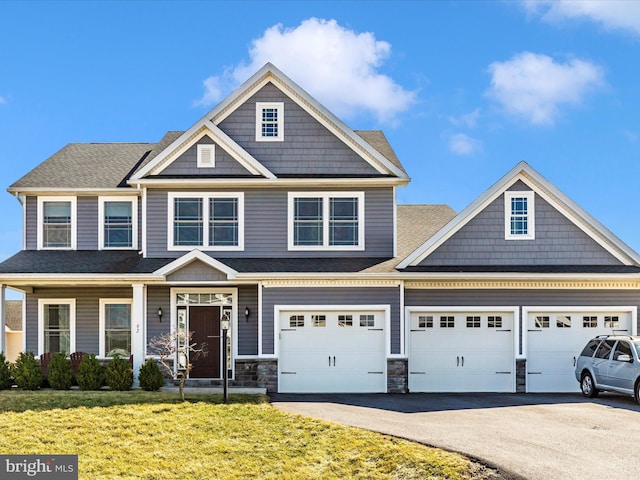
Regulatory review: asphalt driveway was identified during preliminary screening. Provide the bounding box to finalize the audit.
[271,392,640,480]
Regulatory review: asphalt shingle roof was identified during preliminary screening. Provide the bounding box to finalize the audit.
[5,300,21,331]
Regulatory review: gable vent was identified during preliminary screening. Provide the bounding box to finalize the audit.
[197,144,215,168]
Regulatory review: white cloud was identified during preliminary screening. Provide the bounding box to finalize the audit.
[195,18,416,124]
[485,52,605,125]
[522,0,640,36]
[448,133,482,155]
[449,108,480,128]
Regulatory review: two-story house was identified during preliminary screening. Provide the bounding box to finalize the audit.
[0,63,638,394]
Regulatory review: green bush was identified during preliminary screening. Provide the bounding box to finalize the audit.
[105,356,133,391]
[48,353,73,390]
[0,352,12,389]
[138,359,165,391]
[77,354,105,391]
[11,351,42,390]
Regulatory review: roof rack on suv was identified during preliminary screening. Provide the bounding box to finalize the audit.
[594,334,634,340]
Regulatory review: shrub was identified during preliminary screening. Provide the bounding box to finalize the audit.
[77,354,105,391]
[0,352,12,389]
[138,359,165,391]
[105,356,133,391]
[48,353,73,390]
[11,351,42,390]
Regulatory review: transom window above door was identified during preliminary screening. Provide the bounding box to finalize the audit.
[288,192,364,250]
[168,193,244,251]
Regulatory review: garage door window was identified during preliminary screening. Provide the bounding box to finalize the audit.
[359,315,375,327]
[605,316,619,328]
[466,316,481,328]
[338,315,353,327]
[535,316,550,328]
[556,315,571,328]
[440,316,455,328]
[418,315,433,328]
[488,316,502,328]
[312,315,326,327]
[289,315,304,328]
[583,316,598,328]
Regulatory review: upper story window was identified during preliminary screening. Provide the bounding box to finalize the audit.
[288,192,365,251]
[197,144,215,168]
[99,197,138,250]
[37,197,77,250]
[504,191,535,240]
[256,102,284,142]
[168,192,244,251]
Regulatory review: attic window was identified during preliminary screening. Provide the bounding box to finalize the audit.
[504,191,535,240]
[256,102,284,142]
[197,144,215,168]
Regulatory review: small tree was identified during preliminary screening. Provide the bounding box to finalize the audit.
[48,353,73,390]
[148,330,207,401]
[105,355,133,391]
[11,351,42,390]
[0,352,12,389]
[138,359,165,391]
[76,354,105,390]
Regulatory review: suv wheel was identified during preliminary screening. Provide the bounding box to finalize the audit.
[635,382,640,405]
[581,373,598,398]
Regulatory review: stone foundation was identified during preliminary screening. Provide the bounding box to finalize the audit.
[516,358,526,393]
[387,358,408,393]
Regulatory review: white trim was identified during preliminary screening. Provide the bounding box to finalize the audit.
[399,280,405,356]
[98,196,138,250]
[0,285,5,354]
[255,102,284,142]
[129,177,408,188]
[98,298,133,358]
[197,144,215,168]
[257,282,263,357]
[141,187,147,257]
[37,196,77,250]
[37,298,76,356]
[22,198,26,251]
[504,191,535,240]
[154,250,238,280]
[167,192,245,252]
[392,186,397,258]
[287,191,365,251]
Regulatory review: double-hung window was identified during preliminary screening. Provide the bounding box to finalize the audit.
[504,191,535,240]
[100,299,132,357]
[255,102,284,141]
[38,197,77,249]
[38,299,75,355]
[288,192,364,250]
[168,193,244,250]
[99,197,137,249]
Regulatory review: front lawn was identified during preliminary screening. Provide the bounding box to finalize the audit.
[0,391,482,479]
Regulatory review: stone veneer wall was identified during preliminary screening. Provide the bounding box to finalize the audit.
[234,359,278,392]
[387,358,408,393]
[516,359,526,393]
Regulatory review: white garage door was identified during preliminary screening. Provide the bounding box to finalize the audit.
[278,308,387,393]
[409,309,515,392]
[526,308,633,392]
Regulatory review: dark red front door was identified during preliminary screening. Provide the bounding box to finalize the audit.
[189,306,221,378]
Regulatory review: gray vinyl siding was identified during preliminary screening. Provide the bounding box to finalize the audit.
[25,287,132,355]
[146,286,170,346]
[146,187,394,258]
[238,285,258,356]
[420,187,622,266]
[261,286,401,355]
[159,135,253,177]
[218,82,380,176]
[25,196,36,250]
[77,196,98,250]
[166,263,228,282]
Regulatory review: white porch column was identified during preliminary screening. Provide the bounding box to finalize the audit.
[131,283,146,386]
[0,285,5,355]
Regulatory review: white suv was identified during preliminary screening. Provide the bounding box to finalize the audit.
[575,335,640,404]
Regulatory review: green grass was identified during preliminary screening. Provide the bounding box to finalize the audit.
[0,390,480,479]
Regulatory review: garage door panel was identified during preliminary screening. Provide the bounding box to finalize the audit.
[526,310,633,392]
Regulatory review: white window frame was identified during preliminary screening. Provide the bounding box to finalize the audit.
[38,298,76,355]
[504,191,535,240]
[99,298,133,358]
[287,191,365,251]
[167,192,244,251]
[197,144,215,168]
[98,196,138,250]
[255,102,284,142]
[37,196,77,250]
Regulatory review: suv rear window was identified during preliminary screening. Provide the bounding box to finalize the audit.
[595,339,616,359]
[580,339,601,357]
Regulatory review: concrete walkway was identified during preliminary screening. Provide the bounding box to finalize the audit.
[271,392,640,480]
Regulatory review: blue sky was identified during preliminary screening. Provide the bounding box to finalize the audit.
[1,0,639,266]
